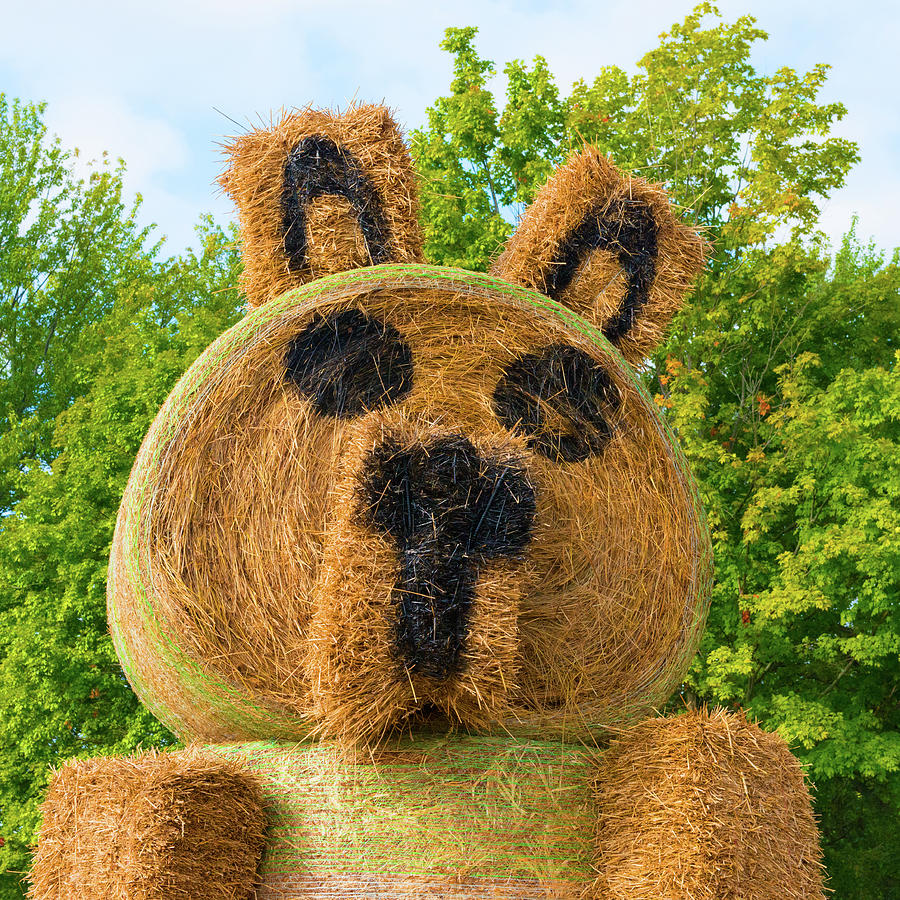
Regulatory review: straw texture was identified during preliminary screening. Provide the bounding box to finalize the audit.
[492,147,706,365]
[30,722,823,900]
[219,105,423,308]
[212,733,598,898]
[107,265,712,745]
[593,708,826,900]
[29,750,266,900]
[33,105,827,900]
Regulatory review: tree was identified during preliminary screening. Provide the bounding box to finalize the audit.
[668,232,900,899]
[413,8,898,897]
[0,218,243,898]
[0,95,158,513]
[412,5,857,268]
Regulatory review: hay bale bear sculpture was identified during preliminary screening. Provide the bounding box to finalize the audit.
[31,106,825,900]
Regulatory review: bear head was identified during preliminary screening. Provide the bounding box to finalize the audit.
[108,105,711,745]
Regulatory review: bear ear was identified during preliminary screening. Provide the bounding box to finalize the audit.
[219,104,424,309]
[491,148,706,364]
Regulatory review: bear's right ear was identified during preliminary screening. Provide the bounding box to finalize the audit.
[491,148,706,365]
[219,105,424,309]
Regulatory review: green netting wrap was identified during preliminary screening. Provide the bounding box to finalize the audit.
[210,734,599,898]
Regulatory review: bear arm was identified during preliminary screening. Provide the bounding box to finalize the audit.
[30,749,266,900]
[591,708,826,900]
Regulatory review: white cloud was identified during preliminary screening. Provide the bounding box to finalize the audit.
[46,96,189,186]
[39,95,200,247]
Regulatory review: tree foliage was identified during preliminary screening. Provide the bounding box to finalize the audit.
[412,4,857,269]
[0,95,156,512]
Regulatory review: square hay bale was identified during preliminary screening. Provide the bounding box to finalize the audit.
[30,750,266,900]
[491,147,706,365]
[593,708,826,899]
[219,104,423,309]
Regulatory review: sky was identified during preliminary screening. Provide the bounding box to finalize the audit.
[1,0,897,256]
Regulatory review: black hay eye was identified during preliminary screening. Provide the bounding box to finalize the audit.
[285,309,413,417]
[492,344,622,463]
[545,198,658,345]
[281,135,391,272]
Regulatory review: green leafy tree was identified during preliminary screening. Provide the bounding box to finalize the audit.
[413,27,512,270]
[0,94,155,512]
[670,232,900,900]
[412,5,857,268]
[0,218,243,897]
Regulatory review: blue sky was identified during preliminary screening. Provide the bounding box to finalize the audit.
[1,0,897,256]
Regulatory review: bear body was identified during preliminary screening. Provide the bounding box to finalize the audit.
[31,106,825,900]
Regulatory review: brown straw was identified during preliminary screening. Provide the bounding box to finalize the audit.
[492,147,706,366]
[594,708,826,899]
[108,265,711,746]
[33,106,827,900]
[219,104,424,309]
[30,749,266,900]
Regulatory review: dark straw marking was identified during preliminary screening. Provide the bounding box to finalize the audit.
[284,309,413,418]
[493,344,622,463]
[545,198,658,345]
[281,135,392,272]
[361,436,536,680]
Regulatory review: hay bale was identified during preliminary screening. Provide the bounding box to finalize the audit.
[209,733,600,898]
[491,147,706,365]
[304,423,536,743]
[108,265,712,745]
[219,104,424,308]
[30,750,266,900]
[109,112,712,746]
[593,708,826,900]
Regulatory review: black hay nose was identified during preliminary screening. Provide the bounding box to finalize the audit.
[361,435,536,680]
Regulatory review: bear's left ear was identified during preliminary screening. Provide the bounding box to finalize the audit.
[220,104,424,309]
[491,148,706,364]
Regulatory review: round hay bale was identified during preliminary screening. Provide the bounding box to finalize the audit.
[108,263,712,744]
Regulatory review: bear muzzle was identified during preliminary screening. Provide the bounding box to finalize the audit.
[304,427,538,742]
[360,434,536,680]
